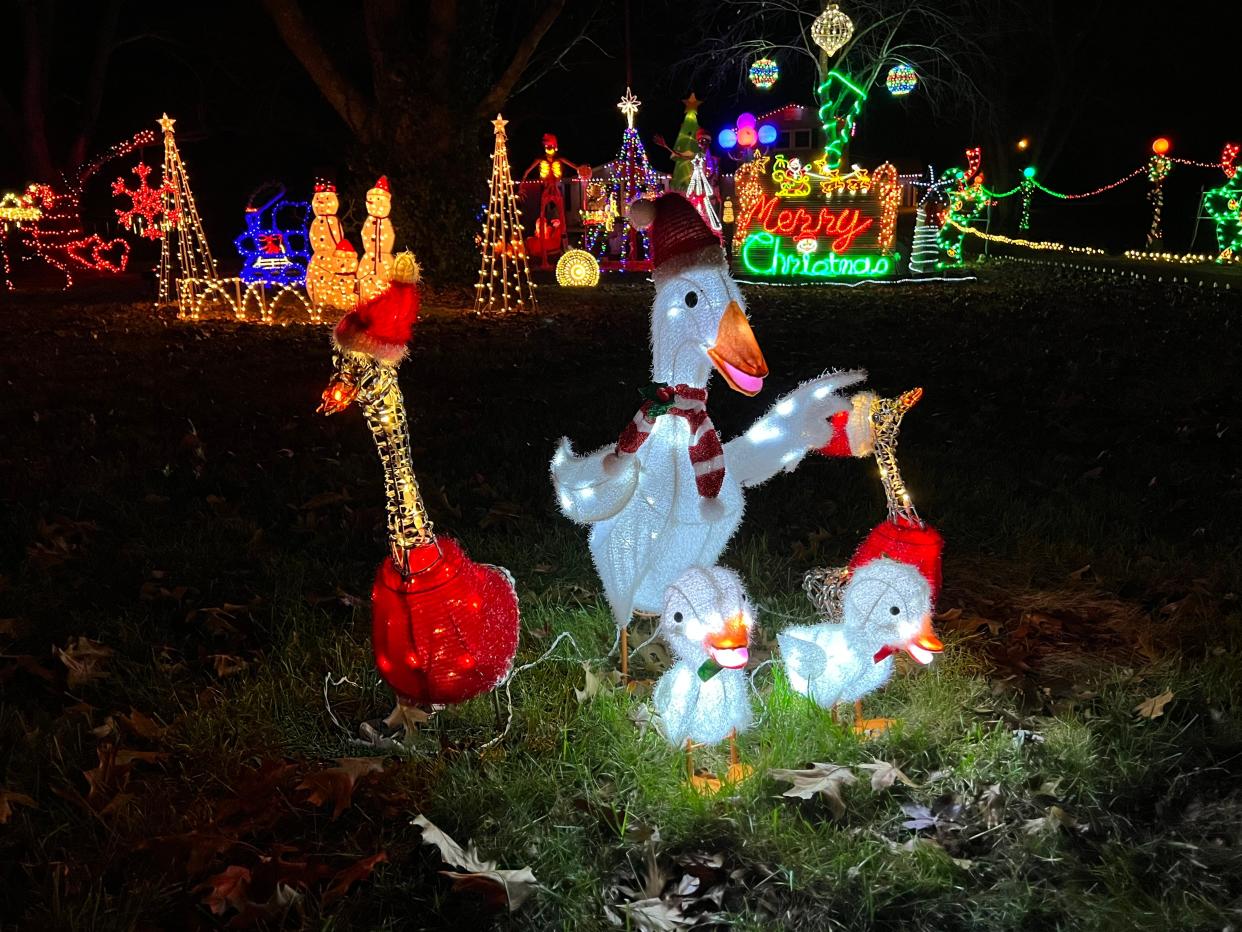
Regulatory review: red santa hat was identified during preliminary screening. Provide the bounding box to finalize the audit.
[314,179,336,193]
[628,192,725,281]
[371,175,391,194]
[847,515,944,605]
[332,252,422,365]
[335,240,356,252]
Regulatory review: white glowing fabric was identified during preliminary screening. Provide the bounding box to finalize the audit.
[551,254,865,627]
[652,566,754,747]
[779,557,934,707]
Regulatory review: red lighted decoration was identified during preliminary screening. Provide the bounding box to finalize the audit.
[321,251,520,707]
[371,538,521,705]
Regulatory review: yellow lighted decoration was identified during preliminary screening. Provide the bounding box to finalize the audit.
[358,177,395,304]
[811,3,854,57]
[947,218,1106,255]
[870,387,922,524]
[732,153,769,253]
[617,87,641,130]
[474,114,537,313]
[555,248,600,286]
[817,165,873,197]
[175,277,318,324]
[0,192,41,225]
[772,155,812,198]
[156,114,220,314]
[1122,248,1239,265]
[873,163,900,255]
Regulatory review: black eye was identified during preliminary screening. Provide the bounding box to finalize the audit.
[684,291,698,308]
[673,612,683,622]
[889,606,900,616]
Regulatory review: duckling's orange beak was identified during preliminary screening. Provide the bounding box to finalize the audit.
[905,621,943,666]
[707,302,767,396]
[705,612,751,668]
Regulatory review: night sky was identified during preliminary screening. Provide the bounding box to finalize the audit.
[2,0,1234,253]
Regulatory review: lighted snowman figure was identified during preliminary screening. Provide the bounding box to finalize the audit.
[653,565,755,790]
[358,176,395,304]
[307,179,344,308]
[551,193,879,665]
[329,240,359,312]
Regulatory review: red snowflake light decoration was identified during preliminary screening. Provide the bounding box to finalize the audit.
[112,162,176,239]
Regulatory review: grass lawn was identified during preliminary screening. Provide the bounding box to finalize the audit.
[2,263,1241,930]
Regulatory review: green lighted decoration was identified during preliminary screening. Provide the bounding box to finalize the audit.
[1204,144,1241,261]
[740,232,894,279]
[1019,166,1036,231]
[816,70,867,172]
[936,157,990,268]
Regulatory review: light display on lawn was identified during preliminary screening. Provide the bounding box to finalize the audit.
[155,114,218,310]
[551,193,879,665]
[584,89,662,272]
[717,112,778,154]
[521,133,586,268]
[474,114,537,312]
[748,58,780,90]
[234,187,311,286]
[812,2,854,56]
[733,152,901,281]
[321,252,520,706]
[885,64,918,96]
[1204,143,1242,260]
[788,387,945,732]
[908,204,939,274]
[653,565,755,791]
[358,176,395,304]
[4,130,152,289]
[307,180,355,312]
[936,152,989,268]
[555,248,601,286]
[686,154,722,236]
[112,162,174,239]
[1146,141,1172,247]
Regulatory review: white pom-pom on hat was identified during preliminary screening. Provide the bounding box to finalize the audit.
[628,197,657,231]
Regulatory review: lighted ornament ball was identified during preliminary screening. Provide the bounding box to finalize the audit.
[885,64,918,97]
[1023,165,1037,179]
[556,248,600,287]
[717,113,778,152]
[748,58,779,91]
[1152,137,1172,156]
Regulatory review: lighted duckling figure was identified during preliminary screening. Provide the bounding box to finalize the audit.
[652,565,755,790]
[779,521,944,731]
[781,387,945,733]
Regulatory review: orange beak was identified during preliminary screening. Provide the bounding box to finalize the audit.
[902,623,943,666]
[705,612,751,668]
[318,377,358,415]
[706,302,768,396]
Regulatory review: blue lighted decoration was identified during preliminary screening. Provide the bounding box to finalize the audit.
[718,128,739,150]
[757,123,778,146]
[235,185,311,285]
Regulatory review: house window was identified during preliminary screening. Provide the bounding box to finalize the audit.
[794,129,812,149]
[778,131,793,150]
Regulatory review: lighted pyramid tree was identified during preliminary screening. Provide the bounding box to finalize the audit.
[473,114,537,313]
[908,204,938,274]
[155,114,217,309]
[586,88,662,270]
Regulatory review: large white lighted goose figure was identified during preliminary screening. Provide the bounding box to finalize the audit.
[551,193,877,639]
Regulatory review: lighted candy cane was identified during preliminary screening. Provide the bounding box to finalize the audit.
[1222,143,1239,180]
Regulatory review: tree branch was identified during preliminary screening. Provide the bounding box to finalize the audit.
[260,0,376,142]
[69,0,123,168]
[475,0,567,118]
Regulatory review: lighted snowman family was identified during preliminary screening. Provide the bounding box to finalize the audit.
[322,190,945,791]
[306,176,396,314]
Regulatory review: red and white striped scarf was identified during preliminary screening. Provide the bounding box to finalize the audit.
[615,384,725,499]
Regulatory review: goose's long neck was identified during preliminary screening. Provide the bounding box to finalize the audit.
[651,321,712,389]
[348,354,433,575]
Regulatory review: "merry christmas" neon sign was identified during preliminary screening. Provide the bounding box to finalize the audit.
[740,231,894,279]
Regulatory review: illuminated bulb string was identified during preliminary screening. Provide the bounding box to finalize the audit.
[946,217,1106,255]
[155,115,219,311]
[474,114,537,312]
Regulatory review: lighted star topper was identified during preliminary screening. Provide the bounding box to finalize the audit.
[492,113,509,136]
[158,113,176,135]
[618,87,641,129]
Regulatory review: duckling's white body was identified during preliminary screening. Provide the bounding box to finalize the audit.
[778,622,896,708]
[652,565,756,748]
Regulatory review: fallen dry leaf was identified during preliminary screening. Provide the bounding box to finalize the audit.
[384,702,431,738]
[858,759,918,791]
[0,786,37,824]
[575,662,607,703]
[210,654,249,678]
[201,864,251,915]
[321,851,387,906]
[1134,689,1174,720]
[412,814,538,912]
[769,763,857,819]
[298,757,385,819]
[54,636,113,688]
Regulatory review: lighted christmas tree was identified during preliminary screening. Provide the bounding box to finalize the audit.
[669,93,703,192]
[586,88,662,270]
[908,204,938,274]
[155,114,217,309]
[473,114,537,313]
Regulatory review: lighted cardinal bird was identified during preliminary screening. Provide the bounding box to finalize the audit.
[551,192,880,639]
[320,252,520,707]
